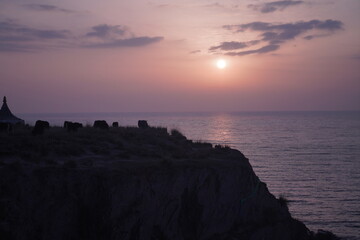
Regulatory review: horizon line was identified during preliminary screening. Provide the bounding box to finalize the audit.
[17,110,360,115]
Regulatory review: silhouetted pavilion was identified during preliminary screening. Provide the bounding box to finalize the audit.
[0,96,25,124]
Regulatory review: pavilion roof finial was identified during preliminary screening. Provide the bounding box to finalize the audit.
[0,96,24,124]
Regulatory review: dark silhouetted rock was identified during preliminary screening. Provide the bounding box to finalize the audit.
[171,129,187,141]
[94,120,109,129]
[64,121,83,132]
[63,121,71,128]
[0,128,339,240]
[313,229,340,240]
[138,120,149,129]
[32,120,50,135]
[74,122,83,130]
[112,122,119,127]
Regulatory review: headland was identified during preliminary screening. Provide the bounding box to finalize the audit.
[0,122,339,240]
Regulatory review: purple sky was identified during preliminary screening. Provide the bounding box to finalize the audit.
[1,0,359,113]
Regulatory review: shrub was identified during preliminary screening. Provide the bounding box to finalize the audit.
[170,129,187,140]
[312,229,340,240]
[214,144,230,150]
[194,141,212,148]
[278,195,290,207]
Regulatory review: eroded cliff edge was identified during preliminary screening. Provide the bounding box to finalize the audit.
[0,126,334,240]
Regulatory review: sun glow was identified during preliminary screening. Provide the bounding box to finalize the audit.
[216,59,227,69]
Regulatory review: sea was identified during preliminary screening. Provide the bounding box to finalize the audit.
[19,111,360,239]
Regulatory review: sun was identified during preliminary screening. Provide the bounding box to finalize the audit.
[216,59,227,69]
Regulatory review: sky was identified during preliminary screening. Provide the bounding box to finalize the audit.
[0,0,359,113]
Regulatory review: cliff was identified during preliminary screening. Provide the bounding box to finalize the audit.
[0,126,336,240]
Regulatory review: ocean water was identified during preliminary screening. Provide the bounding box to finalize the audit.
[20,111,360,239]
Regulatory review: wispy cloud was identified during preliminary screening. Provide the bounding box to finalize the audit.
[303,33,331,40]
[149,2,241,12]
[225,44,280,56]
[202,2,240,11]
[0,20,164,52]
[190,50,201,54]
[23,4,74,13]
[148,2,182,9]
[350,54,360,61]
[83,36,163,48]
[225,19,343,43]
[0,20,70,40]
[86,24,129,38]
[83,24,163,48]
[248,1,305,13]
[0,20,70,41]
[0,42,43,52]
[209,40,260,51]
[0,19,71,51]
[213,19,343,56]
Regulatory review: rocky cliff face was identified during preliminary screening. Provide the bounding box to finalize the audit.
[0,127,327,240]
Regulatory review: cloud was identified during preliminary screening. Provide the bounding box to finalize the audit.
[203,3,226,8]
[148,2,181,9]
[216,19,343,56]
[303,33,330,40]
[83,24,163,48]
[86,24,129,38]
[84,36,164,48]
[225,19,343,43]
[0,42,43,52]
[202,3,239,10]
[248,1,304,13]
[350,54,360,61]
[200,2,243,13]
[226,19,343,33]
[190,50,201,54]
[0,21,164,52]
[0,20,72,51]
[209,40,260,51]
[225,44,280,56]
[0,19,71,45]
[149,2,241,12]
[23,4,74,13]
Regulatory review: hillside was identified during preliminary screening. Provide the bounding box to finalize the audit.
[0,125,338,240]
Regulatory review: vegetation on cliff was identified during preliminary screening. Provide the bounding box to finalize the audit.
[0,124,339,240]
[0,125,242,167]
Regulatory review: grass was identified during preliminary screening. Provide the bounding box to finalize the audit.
[278,195,290,207]
[0,125,244,168]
